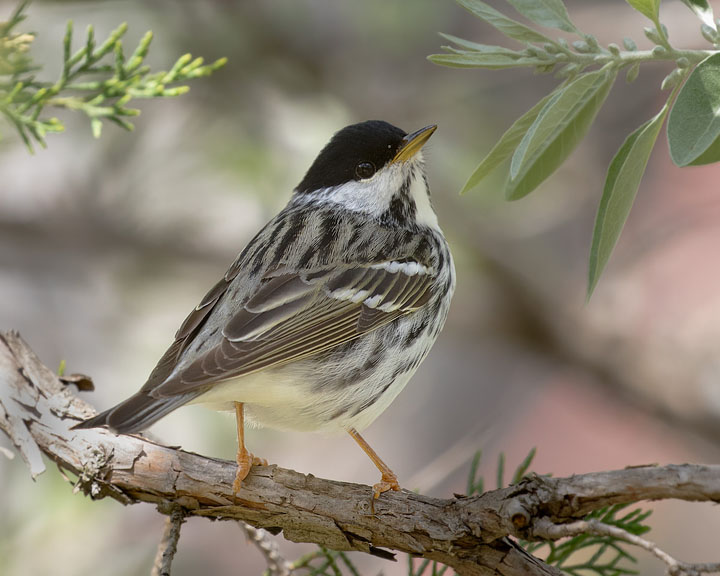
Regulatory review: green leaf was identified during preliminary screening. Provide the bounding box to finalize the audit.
[588,104,668,297]
[90,117,102,138]
[680,0,716,30]
[511,447,536,484]
[686,134,720,165]
[626,62,640,83]
[62,21,73,78]
[466,451,484,495]
[456,0,554,44]
[496,452,505,489]
[505,0,579,33]
[438,32,515,53]
[625,0,660,21]
[127,30,153,72]
[668,53,720,166]
[507,69,616,200]
[95,22,128,59]
[460,87,563,193]
[428,53,537,69]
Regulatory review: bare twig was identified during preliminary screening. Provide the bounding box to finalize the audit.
[533,518,720,576]
[241,523,291,576]
[151,506,186,576]
[2,330,719,576]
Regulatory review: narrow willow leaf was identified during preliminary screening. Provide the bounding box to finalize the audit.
[456,0,553,44]
[460,88,563,194]
[625,0,660,20]
[588,105,668,297]
[701,23,719,43]
[623,37,638,51]
[428,53,537,69]
[438,33,524,54]
[505,0,579,33]
[626,62,640,83]
[687,135,720,165]
[680,0,716,30]
[668,53,720,166]
[660,67,684,91]
[511,71,606,179]
[507,70,616,200]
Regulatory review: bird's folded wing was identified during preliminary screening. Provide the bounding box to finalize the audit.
[150,262,434,397]
[141,275,231,390]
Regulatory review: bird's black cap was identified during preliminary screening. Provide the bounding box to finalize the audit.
[296,120,407,194]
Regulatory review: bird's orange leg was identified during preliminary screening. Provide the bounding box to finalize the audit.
[348,427,400,499]
[233,402,266,493]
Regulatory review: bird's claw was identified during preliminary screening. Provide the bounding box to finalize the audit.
[372,471,400,499]
[252,455,268,466]
[233,450,266,493]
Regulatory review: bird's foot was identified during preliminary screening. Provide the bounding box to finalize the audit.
[372,470,400,499]
[233,449,267,493]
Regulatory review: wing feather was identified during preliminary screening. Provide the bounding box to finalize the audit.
[151,261,434,397]
[176,276,230,339]
[245,274,316,313]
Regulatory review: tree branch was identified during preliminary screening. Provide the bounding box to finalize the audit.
[151,505,186,576]
[1,330,719,576]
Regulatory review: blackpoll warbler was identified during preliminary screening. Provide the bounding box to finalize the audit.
[75,120,456,498]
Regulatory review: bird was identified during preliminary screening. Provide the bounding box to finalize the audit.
[74,120,456,498]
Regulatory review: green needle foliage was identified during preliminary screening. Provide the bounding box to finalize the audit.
[430,0,720,298]
[287,548,361,576]
[465,448,537,497]
[523,505,653,576]
[0,0,226,152]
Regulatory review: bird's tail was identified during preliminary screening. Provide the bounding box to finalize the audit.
[72,391,200,434]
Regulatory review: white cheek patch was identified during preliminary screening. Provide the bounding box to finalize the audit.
[318,166,405,217]
[409,172,439,229]
[292,156,441,231]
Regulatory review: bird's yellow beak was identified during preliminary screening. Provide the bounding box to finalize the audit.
[391,124,437,164]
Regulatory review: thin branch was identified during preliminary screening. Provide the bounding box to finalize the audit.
[2,330,719,576]
[241,523,291,576]
[151,505,186,576]
[533,518,720,576]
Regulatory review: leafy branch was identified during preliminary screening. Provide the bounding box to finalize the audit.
[525,505,652,576]
[430,0,720,297]
[0,0,226,151]
[473,450,652,576]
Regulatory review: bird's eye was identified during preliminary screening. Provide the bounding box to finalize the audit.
[355,162,376,180]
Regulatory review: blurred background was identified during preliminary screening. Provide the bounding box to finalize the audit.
[2,0,720,574]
